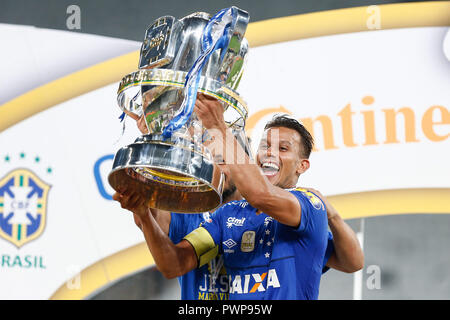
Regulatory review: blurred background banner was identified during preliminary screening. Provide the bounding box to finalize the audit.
[0,1,449,300]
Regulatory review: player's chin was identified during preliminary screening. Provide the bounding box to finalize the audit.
[263,171,280,186]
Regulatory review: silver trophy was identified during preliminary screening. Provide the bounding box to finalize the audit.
[108,8,250,213]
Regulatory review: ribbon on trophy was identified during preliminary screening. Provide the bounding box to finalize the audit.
[161,7,238,139]
[116,84,142,143]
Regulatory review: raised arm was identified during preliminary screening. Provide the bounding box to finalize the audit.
[113,191,171,234]
[113,189,198,279]
[306,188,364,273]
[195,95,303,227]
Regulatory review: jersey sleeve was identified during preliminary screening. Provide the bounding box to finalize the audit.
[182,208,224,268]
[168,213,186,244]
[290,188,327,236]
[322,231,335,273]
[168,213,205,244]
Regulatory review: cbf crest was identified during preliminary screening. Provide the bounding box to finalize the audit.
[0,169,50,248]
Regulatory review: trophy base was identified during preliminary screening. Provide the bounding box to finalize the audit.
[108,135,224,213]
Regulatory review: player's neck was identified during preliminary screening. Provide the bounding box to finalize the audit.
[278,180,297,190]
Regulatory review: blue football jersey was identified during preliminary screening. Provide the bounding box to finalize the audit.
[169,212,230,300]
[183,188,330,300]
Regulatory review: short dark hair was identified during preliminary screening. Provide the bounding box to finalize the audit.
[264,114,314,158]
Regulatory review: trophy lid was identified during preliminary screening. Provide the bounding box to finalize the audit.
[138,7,249,88]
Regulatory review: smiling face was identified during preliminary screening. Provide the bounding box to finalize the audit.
[256,126,310,188]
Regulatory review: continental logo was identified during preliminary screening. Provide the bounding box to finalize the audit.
[245,96,449,152]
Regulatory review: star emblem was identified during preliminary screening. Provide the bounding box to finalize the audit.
[264,252,270,258]
[265,229,270,235]
[259,239,264,244]
[266,241,271,246]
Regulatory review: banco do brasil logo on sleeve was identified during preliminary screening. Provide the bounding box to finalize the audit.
[0,153,52,248]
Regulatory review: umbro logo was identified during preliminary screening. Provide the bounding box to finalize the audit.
[223,238,237,249]
[223,238,237,253]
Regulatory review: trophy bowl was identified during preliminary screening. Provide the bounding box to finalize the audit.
[108,8,250,213]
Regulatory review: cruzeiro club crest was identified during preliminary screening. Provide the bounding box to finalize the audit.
[0,169,50,248]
